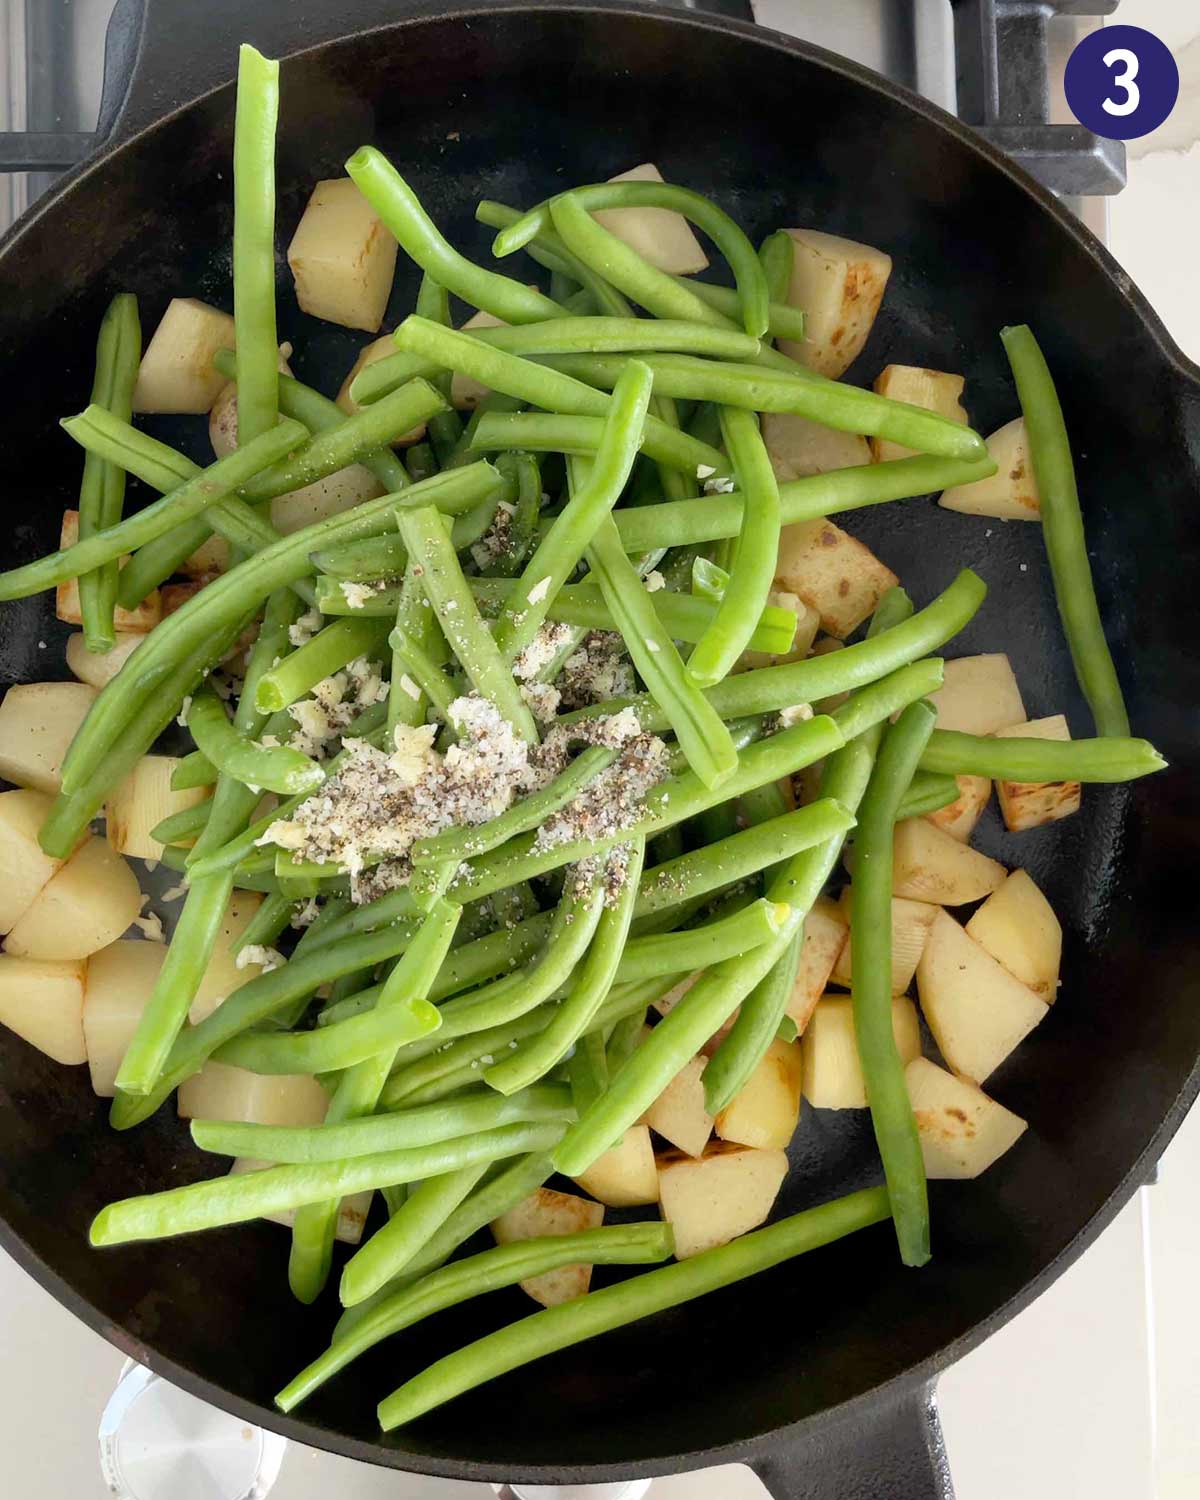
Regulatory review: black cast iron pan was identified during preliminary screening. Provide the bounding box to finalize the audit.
[0,3,1197,1495]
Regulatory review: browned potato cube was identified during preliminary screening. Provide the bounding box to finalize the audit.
[643,1053,714,1157]
[287,178,399,332]
[775,518,898,639]
[657,1141,787,1258]
[929,654,1026,736]
[870,365,968,463]
[939,418,1041,521]
[926,774,992,843]
[994,715,1081,831]
[55,512,161,632]
[889,818,1006,905]
[776,230,892,377]
[786,897,848,1031]
[762,412,871,480]
[965,869,1061,1002]
[491,1187,604,1306]
[833,890,938,993]
[906,1057,1027,1178]
[714,1039,802,1149]
[133,297,237,413]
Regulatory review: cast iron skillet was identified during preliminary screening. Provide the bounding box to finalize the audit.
[0,2,1197,1495]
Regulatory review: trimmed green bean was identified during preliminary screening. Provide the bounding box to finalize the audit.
[150,799,212,847]
[618,897,789,983]
[895,770,961,820]
[313,533,409,582]
[388,623,459,720]
[415,272,466,464]
[380,1008,556,1110]
[676,275,805,344]
[77,293,141,651]
[232,45,280,444]
[852,699,936,1268]
[1001,324,1129,736]
[377,1186,889,1427]
[254,616,390,713]
[231,887,295,956]
[475,199,635,318]
[171,750,218,790]
[410,315,763,361]
[758,230,794,341]
[90,1120,567,1247]
[187,686,324,794]
[918,727,1165,784]
[211,999,441,1075]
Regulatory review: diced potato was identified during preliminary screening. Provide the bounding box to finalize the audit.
[0,680,97,793]
[786,897,848,1031]
[180,534,230,578]
[133,297,237,413]
[906,1057,1027,1178]
[775,517,898,639]
[833,891,938,994]
[0,789,67,933]
[927,773,992,843]
[801,994,920,1109]
[189,890,268,1023]
[870,365,968,464]
[269,466,386,535]
[65,632,143,689]
[106,755,209,861]
[777,229,892,378]
[714,1039,802,1149]
[929,654,1026,736]
[287,177,399,332]
[55,512,161,631]
[916,909,1047,1083]
[177,1061,329,1125]
[762,412,871,481]
[652,975,699,1020]
[940,418,1041,521]
[81,939,167,1095]
[890,817,1006,906]
[643,1053,714,1157]
[207,343,295,458]
[657,1142,788,1259]
[451,308,508,410]
[229,1157,372,1243]
[0,953,87,1064]
[592,163,708,274]
[5,837,141,960]
[994,715,1082,831]
[738,589,820,672]
[965,869,1062,1002]
[491,1187,604,1306]
[573,1125,659,1207]
[336,336,425,447]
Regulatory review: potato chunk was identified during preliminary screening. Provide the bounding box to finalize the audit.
[801,994,920,1109]
[965,869,1062,1002]
[593,163,708,274]
[906,1057,1027,1178]
[833,891,938,994]
[786,897,848,1032]
[189,890,269,1023]
[889,817,1006,906]
[287,178,399,332]
[5,837,141,960]
[177,1061,329,1125]
[777,229,892,377]
[0,680,97,793]
[133,297,237,413]
[715,1038,802,1149]
[65,632,143,689]
[82,939,168,1095]
[940,418,1041,521]
[737,588,820,672]
[929,654,1026,736]
[0,789,67,933]
[657,1142,787,1259]
[643,1053,714,1157]
[762,412,871,481]
[55,511,161,631]
[492,1187,604,1306]
[926,774,992,843]
[994,715,1082,831]
[107,755,210,861]
[573,1125,659,1207]
[870,365,968,464]
[774,517,898,638]
[916,909,1047,1083]
[0,953,87,1064]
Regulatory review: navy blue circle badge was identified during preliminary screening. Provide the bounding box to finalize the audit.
[1064,25,1179,141]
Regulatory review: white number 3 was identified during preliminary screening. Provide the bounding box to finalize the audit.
[1102,47,1141,117]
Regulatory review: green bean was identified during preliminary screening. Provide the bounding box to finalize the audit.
[150,799,212,847]
[486,842,645,1097]
[288,900,461,1302]
[498,183,769,337]
[187,685,324,794]
[618,897,789,983]
[55,462,502,800]
[475,199,635,318]
[397,504,536,740]
[342,1163,490,1309]
[254,616,390,713]
[414,273,466,464]
[211,999,441,1076]
[406,442,438,483]
[394,317,729,477]
[282,1221,670,1413]
[567,1030,608,1115]
[156,844,283,893]
[480,451,541,579]
[852,700,936,1267]
[610,453,997,553]
[0,416,306,602]
[895,770,961,820]
[192,1085,573,1164]
[634,800,854,919]
[587,514,737,788]
[171,750,218,790]
[232,45,280,444]
[421,316,765,362]
[560,570,981,730]
[377,1185,889,1427]
[687,407,780,687]
[91,1119,567,1248]
[380,1009,556,1109]
[757,230,794,347]
[494,361,653,659]
[676,275,805,344]
[712,927,803,1117]
[77,293,141,651]
[605,1009,647,1075]
[231,887,295,956]
[536,352,987,461]
[918,727,1165,784]
[313,533,409,582]
[387,623,459,720]
[390,558,447,740]
[1000,324,1129,735]
[345,147,566,323]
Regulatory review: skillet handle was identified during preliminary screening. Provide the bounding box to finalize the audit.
[750,1381,954,1500]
